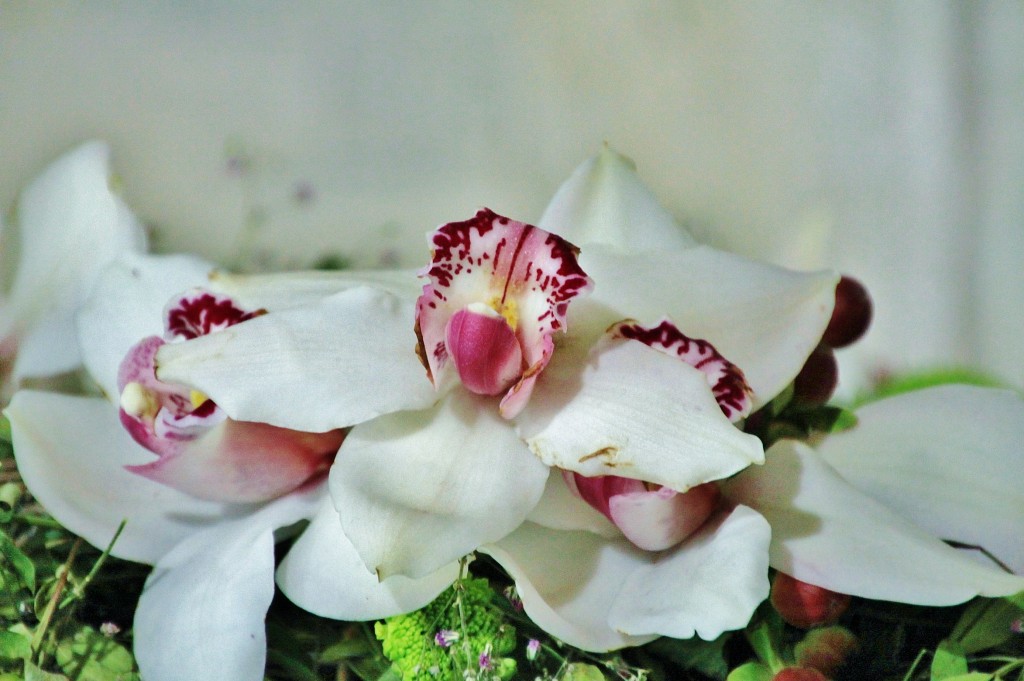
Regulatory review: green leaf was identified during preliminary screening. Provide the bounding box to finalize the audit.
[725,662,772,681]
[23,661,69,681]
[644,634,729,679]
[54,626,138,681]
[0,415,11,442]
[562,663,607,681]
[319,637,375,663]
[949,597,1024,653]
[1005,589,1024,610]
[0,530,35,591]
[856,368,1005,406]
[929,639,967,680]
[935,675,994,681]
[0,627,31,661]
[829,408,858,432]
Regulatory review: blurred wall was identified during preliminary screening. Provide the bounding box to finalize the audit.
[2,1,1022,388]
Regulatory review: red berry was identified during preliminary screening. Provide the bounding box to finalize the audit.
[772,667,829,681]
[823,276,872,349]
[792,345,838,405]
[770,573,851,629]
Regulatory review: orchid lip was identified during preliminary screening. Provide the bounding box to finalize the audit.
[414,208,593,418]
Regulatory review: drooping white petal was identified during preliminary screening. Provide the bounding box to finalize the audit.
[77,253,215,399]
[538,146,697,251]
[576,245,838,406]
[608,506,771,640]
[818,385,1024,574]
[479,523,657,652]
[330,390,549,579]
[207,267,423,311]
[1,142,147,379]
[723,440,1024,604]
[518,339,763,491]
[156,286,438,433]
[134,487,320,681]
[5,391,240,564]
[277,500,459,620]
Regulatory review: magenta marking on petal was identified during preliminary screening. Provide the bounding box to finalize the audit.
[612,319,753,421]
[165,289,263,340]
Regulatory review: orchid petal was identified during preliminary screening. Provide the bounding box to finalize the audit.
[2,142,146,380]
[124,418,342,504]
[610,320,752,421]
[480,523,657,652]
[723,440,1024,604]
[134,487,319,681]
[525,470,619,538]
[538,146,697,251]
[518,338,763,491]
[207,267,423,311]
[156,286,438,432]
[577,245,838,406]
[277,500,459,620]
[608,505,771,640]
[818,385,1024,574]
[606,483,721,552]
[78,253,215,399]
[329,390,548,579]
[5,391,238,564]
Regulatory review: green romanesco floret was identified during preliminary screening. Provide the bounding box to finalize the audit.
[375,577,517,680]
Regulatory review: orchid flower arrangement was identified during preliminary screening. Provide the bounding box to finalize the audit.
[0,144,1021,681]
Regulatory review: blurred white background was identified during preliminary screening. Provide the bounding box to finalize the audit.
[2,2,1022,389]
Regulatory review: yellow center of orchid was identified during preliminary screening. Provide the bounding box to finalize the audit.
[483,297,519,331]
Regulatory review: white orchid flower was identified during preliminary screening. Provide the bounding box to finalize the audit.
[0,141,146,395]
[5,252,458,681]
[724,384,1024,604]
[149,147,837,645]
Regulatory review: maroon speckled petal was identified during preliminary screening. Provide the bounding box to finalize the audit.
[611,319,753,421]
[165,289,263,340]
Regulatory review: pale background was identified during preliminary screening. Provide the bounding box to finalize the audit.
[2,2,1022,391]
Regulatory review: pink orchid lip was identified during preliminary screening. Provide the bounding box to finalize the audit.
[445,304,524,396]
[115,289,343,504]
[611,319,753,422]
[565,470,722,552]
[415,208,593,418]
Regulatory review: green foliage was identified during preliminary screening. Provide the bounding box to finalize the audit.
[725,662,772,681]
[855,367,1008,407]
[949,597,1024,654]
[930,640,968,680]
[375,577,516,681]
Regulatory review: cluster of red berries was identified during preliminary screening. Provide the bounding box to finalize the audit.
[792,276,873,406]
[768,573,857,680]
